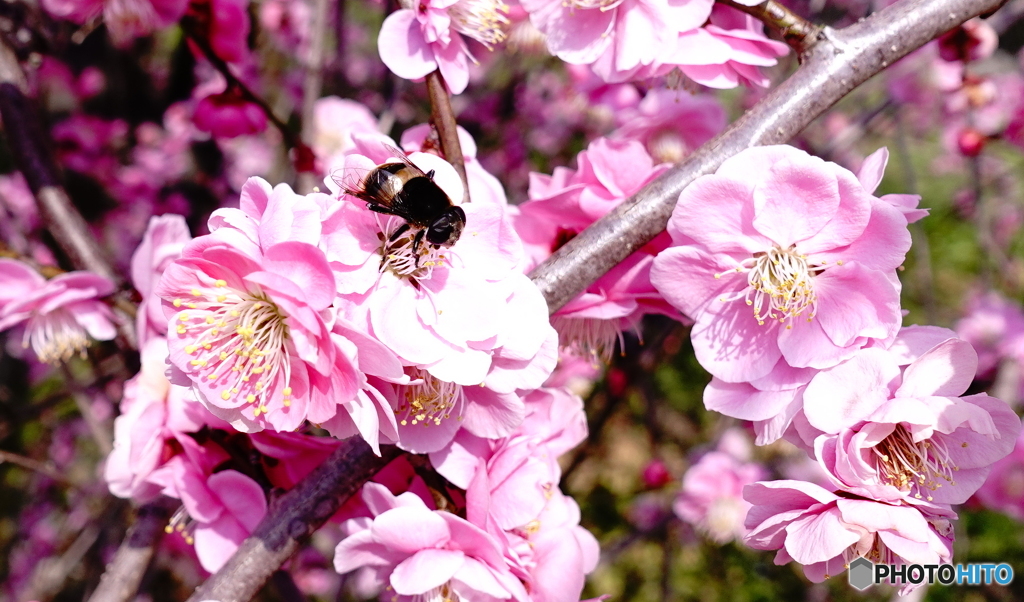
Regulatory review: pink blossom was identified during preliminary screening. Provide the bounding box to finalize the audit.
[312,97,380,174]
[612,90,725,164]
[41,0,188,45]
[150,453,267,572]
[105,336,220,500]
[194,88,268,139]
[744,480,955,591]
[855,147,928,223]
[973,429,1024,521]
[377,0,510,94]
[515,137,681,359]
[324,144,556,452]
[805,337,1021,505]
[201,0,252,63]
[0,260,117,364]
[955,290,1024,379]
[674,447,766,543]
[937,18,998,63]
[334,481,528,602]
[520,0,713,83]
[651,144,911,391]
[155,181,366,435]
[132,214,193,345]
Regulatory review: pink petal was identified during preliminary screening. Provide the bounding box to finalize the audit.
[690,299,782,383]
[752,157,841,247]
[896,338,978,398]
[378,10,437,80]
[857,148,889,194]
[802,348,900,434]
[262,242,336,310]
[783,509,860,565]
[372,506,450,553]
[391,548,465,595]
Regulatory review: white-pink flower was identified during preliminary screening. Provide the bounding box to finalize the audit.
[651,144,911,393]
[0,259,117,364]
[674,449,767,544]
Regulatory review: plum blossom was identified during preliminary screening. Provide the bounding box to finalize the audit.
[805,337,1021,505]
[611,90,725,164]
[674,448,767,544]
[514,137,681,360]
[377,0,510,94]
[312,97,380,174]
[132,214,193,344]
[744,480,955,592]
[155,179,403,443]
[324,141,556,452]
[955,290,1024,380]
[334,482,528,602]
[973,430,1024,521]
[0,260,117,364]
[651,145,912,424]
[41,0,188,45]
[193,88,268,139]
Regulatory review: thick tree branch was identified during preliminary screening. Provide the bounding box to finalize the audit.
[529,0,1009,314]
[184,439,402,602]
[426,70,470,203]
[718,0,821,55]
[87,497,179,602]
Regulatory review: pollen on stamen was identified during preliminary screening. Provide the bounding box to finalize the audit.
[378,225,451,281]
[552,316,625,363]
[397,370,463,427]
[731,245,821,325]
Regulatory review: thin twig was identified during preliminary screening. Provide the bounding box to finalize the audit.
[0,449,76,486]
[0,37,138,348]
[530,0,1011,315]
[425,70,470,203]
[181,19,316,172]
[24,524,102,601]
[184,439,402,602]
[87,497,180,602]
[717,0,822,55]
[297,0,332,193]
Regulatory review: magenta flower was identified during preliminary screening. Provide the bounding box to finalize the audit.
[377,0,510,94]
[744,480,954,591]
[0,259,117,364]
[334,482,528,602]
[675,450,767,544]
[805,337,1021,505]
[651,145,911,386]
[194,88,268,139]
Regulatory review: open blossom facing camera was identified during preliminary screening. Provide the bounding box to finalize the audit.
[0,259,117,364]
[652,145,912,391]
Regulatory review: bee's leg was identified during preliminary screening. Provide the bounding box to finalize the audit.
[412,229,427,268]
[367,203,400,216]
[387,222,411,243]
[425,169,435,180]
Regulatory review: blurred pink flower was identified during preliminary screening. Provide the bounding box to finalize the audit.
[744,480,955,593]
[675,450,766,543]
[41,0,188,45]
[612,90,725,164]
[956,290,1024,379]
[312,97,379,174]
[201,0,252,63]
[651,144,910,391]
[194,89,267,139]
[0,260,117,364]
[937,18,998,63]
[973,430,1024,521]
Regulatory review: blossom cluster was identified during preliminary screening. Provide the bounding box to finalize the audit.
[649,144,1021,590]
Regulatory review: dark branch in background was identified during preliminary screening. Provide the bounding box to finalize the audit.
[86,497,179,602]
[530,0,1010,314]
[184,439,402,602]
[296,0,332,194]
[717,0,821,55]
[0,449,78,486]
[0,37,137,348]
[426,70,470,203]
[181,19,316,173]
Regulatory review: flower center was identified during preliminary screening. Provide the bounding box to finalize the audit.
[648,130,688,164]
[172,280,293,417]
[397,370,462,427]
[379,225,451,282]
[24,308,92,364]
[722,245,821,326]
[164,506,196,545]
[873,425,959,501]
[552,316,623,363]
[566,0,625,11]
[448,0,510,49]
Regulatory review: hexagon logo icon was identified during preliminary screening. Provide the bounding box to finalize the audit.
[849,557,874,591]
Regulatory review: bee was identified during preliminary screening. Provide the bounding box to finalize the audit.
[340,146,467,266]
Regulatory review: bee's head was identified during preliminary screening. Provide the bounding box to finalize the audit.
[425,206,467,247]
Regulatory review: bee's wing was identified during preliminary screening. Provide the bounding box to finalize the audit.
[332,163,374,198]
[381,144,431,179]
